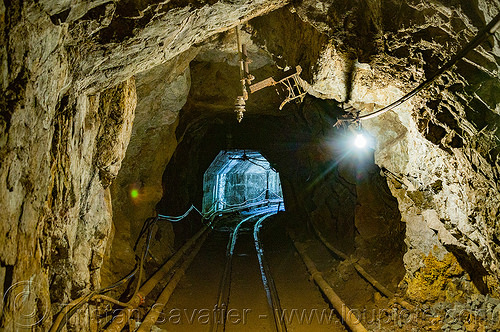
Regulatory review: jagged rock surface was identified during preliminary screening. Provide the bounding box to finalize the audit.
[103,49,197,283]
[1,0,287,329]
[290,0,500,298]
[1,0,500,330]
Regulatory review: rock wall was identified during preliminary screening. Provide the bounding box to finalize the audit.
[103,49,197,284]
[1,1,132,329]
[290,0,500,299]
[1,0,288,329]
[1,0,500,329]
[1,72,136,330]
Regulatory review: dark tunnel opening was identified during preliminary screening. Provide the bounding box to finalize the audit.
[4,2,500,330]
[146,98,408,331]
[202,149,285,215]
[156,97,406,278]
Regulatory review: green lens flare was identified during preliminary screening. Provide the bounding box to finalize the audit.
[131,189,139,198]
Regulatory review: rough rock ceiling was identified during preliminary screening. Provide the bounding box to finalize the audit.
[128,0,500,303]
[64,0,288,93]
[1,0,500,330]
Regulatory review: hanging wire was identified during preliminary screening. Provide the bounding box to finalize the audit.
[51,218,156,332]
[356,12,500,120]
[51,188,284,331]
[247,158,277,171]
[157,188,284,222]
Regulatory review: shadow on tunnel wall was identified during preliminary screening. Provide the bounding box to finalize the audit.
[157,96,405,274]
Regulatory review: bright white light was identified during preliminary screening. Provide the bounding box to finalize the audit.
[354,134,367,148]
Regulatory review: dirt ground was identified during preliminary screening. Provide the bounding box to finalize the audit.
[130,212,493,332]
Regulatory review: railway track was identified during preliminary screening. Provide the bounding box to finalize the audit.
[147,207,352,332]
[211,207,284,332]
[56,205,379,332]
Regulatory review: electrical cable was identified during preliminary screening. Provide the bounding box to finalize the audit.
[358,12,500,120]
[51,189,284,331]
[50,216,157,332]
[99,266,139,293]
[157,188,284,222]
[92,295,133,308]
[134,217,156,251]
[227,151,276,171]
[51,261,146,332]
[247,158,276,171]
[133,219,154,298]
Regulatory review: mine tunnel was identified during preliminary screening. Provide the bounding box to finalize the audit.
[201,150,284,214]
[1,1,500,331]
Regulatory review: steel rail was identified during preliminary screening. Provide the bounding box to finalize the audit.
[254,213,287,332]
[211,208,281,332]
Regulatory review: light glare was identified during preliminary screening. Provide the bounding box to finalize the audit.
[354,134,367,148]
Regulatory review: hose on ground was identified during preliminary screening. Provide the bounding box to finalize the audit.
[135,229,211,332]
[104,221,213,332]
[49,216,156,332]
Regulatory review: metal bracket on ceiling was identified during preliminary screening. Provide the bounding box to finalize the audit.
[232,25,308,121]
[333,103,360,129]
[249,65,307,110]
[234,25,254,123]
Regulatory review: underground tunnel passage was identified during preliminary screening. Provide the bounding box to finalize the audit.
[202,149,285,214]
[1,1,500,331]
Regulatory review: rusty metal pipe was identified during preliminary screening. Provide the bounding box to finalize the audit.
[288,231,368,332]
[104,223,212,332]
[311,226,415,310]
[136,229,210,332]
[313,227,393,295]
